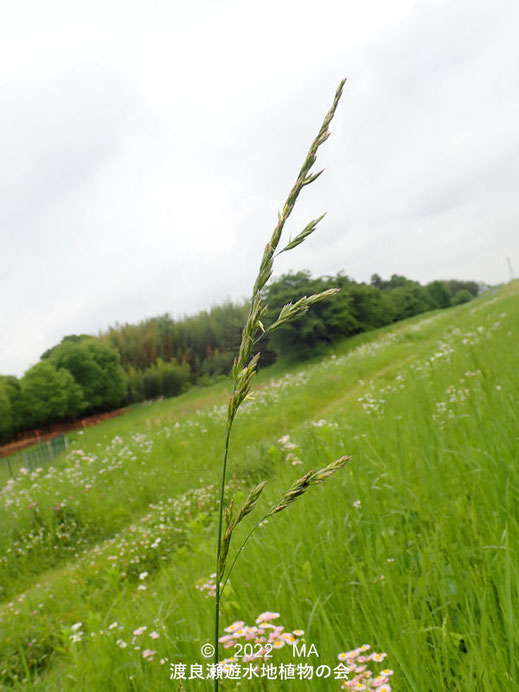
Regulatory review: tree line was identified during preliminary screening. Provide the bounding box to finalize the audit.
[0,273,482,444]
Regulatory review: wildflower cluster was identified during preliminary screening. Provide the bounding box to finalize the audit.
[69,621,84,643]
[0,432,156,582]
[64,618,166,664]
[355,375,416,418]
[84,478,241,583]
[156,414,215,439]
[311,418,338,429]
[278,435,303,466]
[131,624,161,661]
[411,310,507,381]
[219,612,304,664]
[432,370,483,427]
[337,645,393,690]
[0,426,241,593]
[196,573,221,598]
[2,433,153,511]
[357,389,386,416]
[0,475,242,683]
[320,333,397,373]
[238,371,311,420]
[157,371,313,428]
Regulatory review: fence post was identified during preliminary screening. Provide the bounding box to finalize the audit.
[6,457,14,479]
[24,453,32,472]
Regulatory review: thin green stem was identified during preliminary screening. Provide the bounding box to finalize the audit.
[220,513,268,596]
[214,422,232,690]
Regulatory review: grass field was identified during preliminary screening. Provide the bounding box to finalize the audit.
[1,281,518,691]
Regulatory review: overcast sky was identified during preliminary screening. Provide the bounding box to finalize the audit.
[1,0,518,377]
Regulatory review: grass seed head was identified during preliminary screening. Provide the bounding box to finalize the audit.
[268,456,352,517]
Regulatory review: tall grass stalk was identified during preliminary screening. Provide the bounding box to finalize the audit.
[213,79,346,687]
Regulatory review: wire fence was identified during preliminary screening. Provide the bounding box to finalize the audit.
[2,435,68,480]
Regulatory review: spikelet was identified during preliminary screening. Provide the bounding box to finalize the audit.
[218,481,268,581]
[265,288,340,335]
[268,456,352,516]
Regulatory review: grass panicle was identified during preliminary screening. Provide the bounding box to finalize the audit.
[213,79,347,687]
[252,78,346,300]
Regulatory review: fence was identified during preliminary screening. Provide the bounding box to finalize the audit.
[3,434,68,480]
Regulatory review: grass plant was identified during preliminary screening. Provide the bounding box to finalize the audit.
[212,78,349,689]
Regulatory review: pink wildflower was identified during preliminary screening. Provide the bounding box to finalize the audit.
[255,611,280,624]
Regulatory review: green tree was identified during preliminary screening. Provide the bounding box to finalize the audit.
[155,358,191,397]
[0,375,22,437]
[347,282,393,330]
[386,274,410,290]
[0,383,13,443]
[41,333,91,360]
[386,283,430,321]
[446,279,479,299]
[18,362,84,429]
[126,366,145,403]
[370,273,387,290]
[453,289,473,305]
[141,367,161,400]
[47,338,127,413]
[84,340,127,410]
[201,349,235,379]
[426,280,452,309]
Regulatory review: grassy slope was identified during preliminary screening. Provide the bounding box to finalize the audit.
[0,281,518,690]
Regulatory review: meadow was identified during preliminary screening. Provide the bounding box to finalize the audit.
[0,280,517,691]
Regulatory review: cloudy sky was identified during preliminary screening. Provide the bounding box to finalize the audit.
[1,0,518,377]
